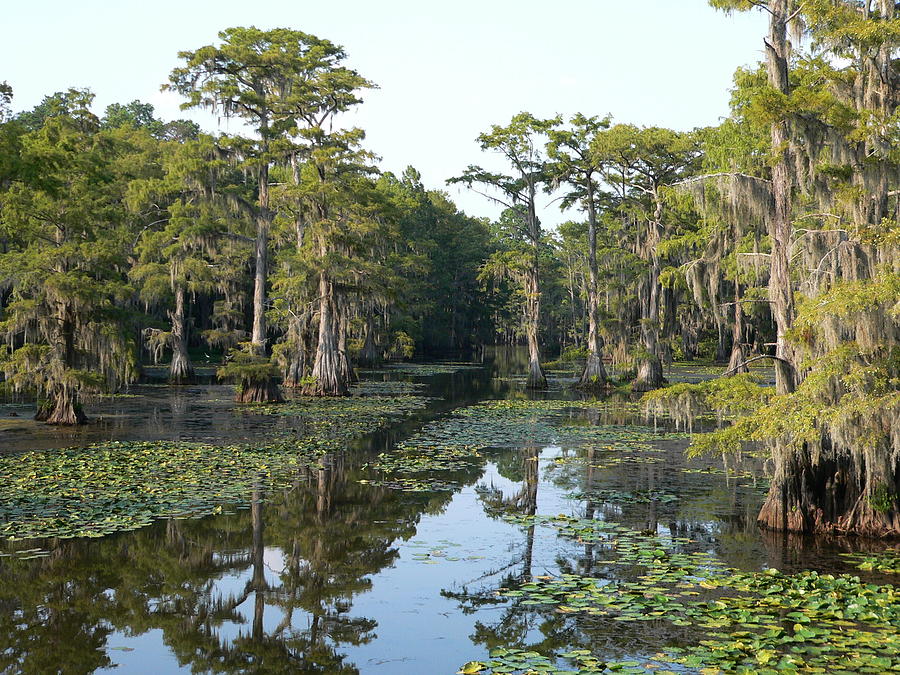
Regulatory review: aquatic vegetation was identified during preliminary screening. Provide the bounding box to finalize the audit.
[463,514,900,674]
[0,391,431,541]
[406,539,485,564]
[362,399,685,492]
[565,488,680,505]
[458,648,666,675]
[350,380,428,396]
[249,394,432,438]
[0,439,323,540]
[841,550,900,575]
[360,362,483,376]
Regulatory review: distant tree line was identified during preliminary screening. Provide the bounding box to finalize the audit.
[2,3,899,534]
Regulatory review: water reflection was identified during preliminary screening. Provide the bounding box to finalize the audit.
[0,348,892,674]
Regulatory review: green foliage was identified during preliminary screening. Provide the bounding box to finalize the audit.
[216,347,278,385]
[0,94,145,408]
[642,373,772,430]
[387,330,415,360]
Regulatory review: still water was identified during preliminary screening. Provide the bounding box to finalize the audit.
[0,349,890,674]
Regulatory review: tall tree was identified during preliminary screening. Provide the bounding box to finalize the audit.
[0,90,142,423]
[450,112,559,388]
[547,113,613,389]
[710,0,803,395]
[129,134,233,383]
[593,124,700,391]
[274,130,384,396]
[167,27,373,401]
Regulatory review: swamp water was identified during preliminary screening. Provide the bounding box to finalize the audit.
[0,349,897,674]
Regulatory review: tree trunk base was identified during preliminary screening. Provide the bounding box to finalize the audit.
[304,348,351,397]
[169,361,196,385]
[237,377,284,404]
[757,443,900,538]
[282,355,306,389]
[576,354,610,391]
[631,357,665,392]
[36,395,88,425]
[526,358,547,390]
[302,379,350,397]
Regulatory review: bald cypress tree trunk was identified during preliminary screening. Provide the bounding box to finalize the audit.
[305,271,351,396]
[524,260,547,389]
[757,0,803,533]
[632,258,665,391]
[40,304,87,425]
[169,284,195,384]
[241,161,283,404]
[578,184,609,390]
[726,283,748,375]
[524,194,547,390]
[359,313,380,366]
[766,0,798,397]
[282,314,310,388]
[757,0,900,537]
[337,309,357,384]
[632,191,665,392]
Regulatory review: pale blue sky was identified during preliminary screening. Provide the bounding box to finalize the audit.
[3,0,766,223]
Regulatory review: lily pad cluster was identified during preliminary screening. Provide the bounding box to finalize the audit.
[361,362,484,376]
[841,550,900,574]
[0,391,432,541]
[465,513,900,674]
[565,488,680,505]
[350,380,428,396]
[249,394,432,438]
[361,399,683,493]
[458,648,666,675]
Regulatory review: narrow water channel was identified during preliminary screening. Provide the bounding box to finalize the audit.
[0,348,894,674]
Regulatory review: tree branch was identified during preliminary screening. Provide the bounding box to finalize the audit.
[722,354,791,377]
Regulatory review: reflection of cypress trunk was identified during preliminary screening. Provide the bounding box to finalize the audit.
[169,284,195,384]
[726,284,748,375]
[250,486,267,640]
[578,188,608,390]
[520,447,539,580]
[305,272,350,396]
[40,303,87,425]
[584,447,596,574]
[524,261,547,389]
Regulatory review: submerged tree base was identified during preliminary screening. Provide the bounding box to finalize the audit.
[631,357,665,392]
[237,377,284,404]
[758,445,900,538]
[526,358,548,390]
[35,397,88,426]
[168,362,196,385]
[576,354,610,391]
